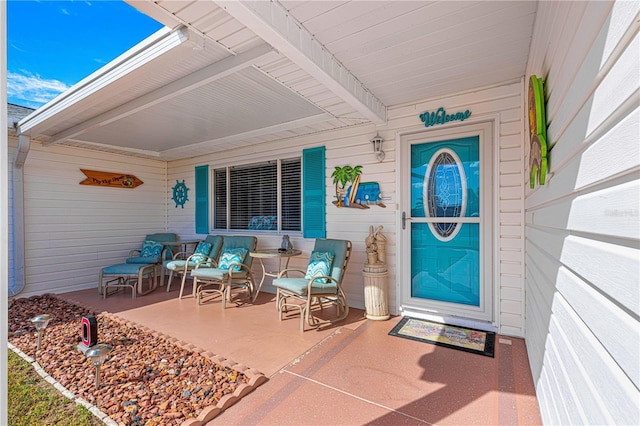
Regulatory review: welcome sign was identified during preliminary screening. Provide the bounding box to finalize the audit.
[419,107,472,128]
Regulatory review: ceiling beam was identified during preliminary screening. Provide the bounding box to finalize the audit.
[43,43,280,146]
[215,0,387,125]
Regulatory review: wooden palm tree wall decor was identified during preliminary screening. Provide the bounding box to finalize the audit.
[331,165,386,209]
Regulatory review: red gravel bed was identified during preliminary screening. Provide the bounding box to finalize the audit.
[8,294,258,425]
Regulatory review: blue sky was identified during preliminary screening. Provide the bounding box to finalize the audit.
[7,0,164,109]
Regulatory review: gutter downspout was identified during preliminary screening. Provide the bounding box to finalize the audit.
[10,133,30,296]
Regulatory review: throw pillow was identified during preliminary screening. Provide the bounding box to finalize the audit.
[140,240,163,258]
[304,251,334,283]
[191,242,212,263]
[218,248,248,272]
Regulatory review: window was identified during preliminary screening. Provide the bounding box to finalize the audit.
[213,158,301,232]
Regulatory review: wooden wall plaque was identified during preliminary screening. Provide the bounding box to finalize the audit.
[79,169,143,188]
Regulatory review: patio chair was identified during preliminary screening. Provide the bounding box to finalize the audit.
[99,263,157,299]
[126,233,178,265]
[96,233,177,296]
[191,236,257,308]
[162,235,224,299]
[273,239,352,331]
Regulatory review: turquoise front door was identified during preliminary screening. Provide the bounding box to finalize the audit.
[410,136,481,306]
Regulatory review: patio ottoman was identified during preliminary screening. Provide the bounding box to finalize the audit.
[99,263,157,299]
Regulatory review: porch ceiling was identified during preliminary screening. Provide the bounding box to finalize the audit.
[16,0,537,161]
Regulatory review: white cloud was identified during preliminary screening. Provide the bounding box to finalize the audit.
[7,71,69,109]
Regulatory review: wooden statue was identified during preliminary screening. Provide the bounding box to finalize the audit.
[375,225,387,265]
[365,225,387,266]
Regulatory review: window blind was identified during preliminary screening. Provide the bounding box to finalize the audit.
[281,158,301,231]
[213,158,301,232]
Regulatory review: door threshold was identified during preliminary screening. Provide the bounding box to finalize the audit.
[399,307,497,333]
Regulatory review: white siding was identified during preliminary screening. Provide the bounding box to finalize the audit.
[525,1,640,424]
[167,81,526,336]
[17,142,167,297]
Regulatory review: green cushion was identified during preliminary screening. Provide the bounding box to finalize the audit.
[192,268,227,281]
[217,248,248,272]
[165,260,186,271]
[313,239,348,282]
[304,251,334,283]
[145,233,177,243]
[272,277,337,296]
[191,268,248,280]
[102,263,151,275]
[165,259,196,271]
[203,235,224,260]
[219,236,256,268]
[126,256,158,265]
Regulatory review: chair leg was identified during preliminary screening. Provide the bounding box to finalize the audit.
[221,285,228,309]
[192,276,199,298]
[165,271,175,292]
[303,292,350,329]
[98,271,104,295]
[335,288,349,322]
[135,264,157,296]
[195,280,226,306]
[277,289,291,314]
[178,273,189,299]
[305,296,315,328]
[103,277,134,299]
[194,277,201,304]
[276,290,285,320]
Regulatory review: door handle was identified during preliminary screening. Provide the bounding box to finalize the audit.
[402,211,408,230]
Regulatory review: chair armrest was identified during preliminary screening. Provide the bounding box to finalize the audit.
[228,263,255,280]
[161,246,174,260]
[193,257,218,269]
[128,249,141,257]
[172,251,191,260]
[186,254,217,267]
[306,275,339,291]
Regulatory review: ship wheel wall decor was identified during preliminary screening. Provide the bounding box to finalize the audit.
[172,180,189,208]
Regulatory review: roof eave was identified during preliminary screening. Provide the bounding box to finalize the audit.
[17,26,191,137]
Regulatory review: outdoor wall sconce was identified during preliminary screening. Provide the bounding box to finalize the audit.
[85,343,113,389]
[371,133,385,162]
[31,314,52,351]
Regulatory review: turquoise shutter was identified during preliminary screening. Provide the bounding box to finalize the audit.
[195,165,209,234]
[302,146,326,238]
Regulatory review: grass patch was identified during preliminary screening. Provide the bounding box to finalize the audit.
[8,349,102,426]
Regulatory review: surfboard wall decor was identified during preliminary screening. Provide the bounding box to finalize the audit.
[79,169,144,188]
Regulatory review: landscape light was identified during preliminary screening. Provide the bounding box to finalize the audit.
[31,314,52,351]
[85,343,113,389]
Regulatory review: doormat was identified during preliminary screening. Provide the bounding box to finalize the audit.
[389,317,495,357]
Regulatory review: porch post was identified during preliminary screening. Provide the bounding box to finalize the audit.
[1,3,8,423]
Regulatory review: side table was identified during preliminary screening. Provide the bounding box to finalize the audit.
[249,249,302,301]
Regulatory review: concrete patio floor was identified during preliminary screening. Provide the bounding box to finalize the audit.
[60,281,542,425]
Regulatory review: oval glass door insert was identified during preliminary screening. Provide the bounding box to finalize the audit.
[423,148,467,241]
